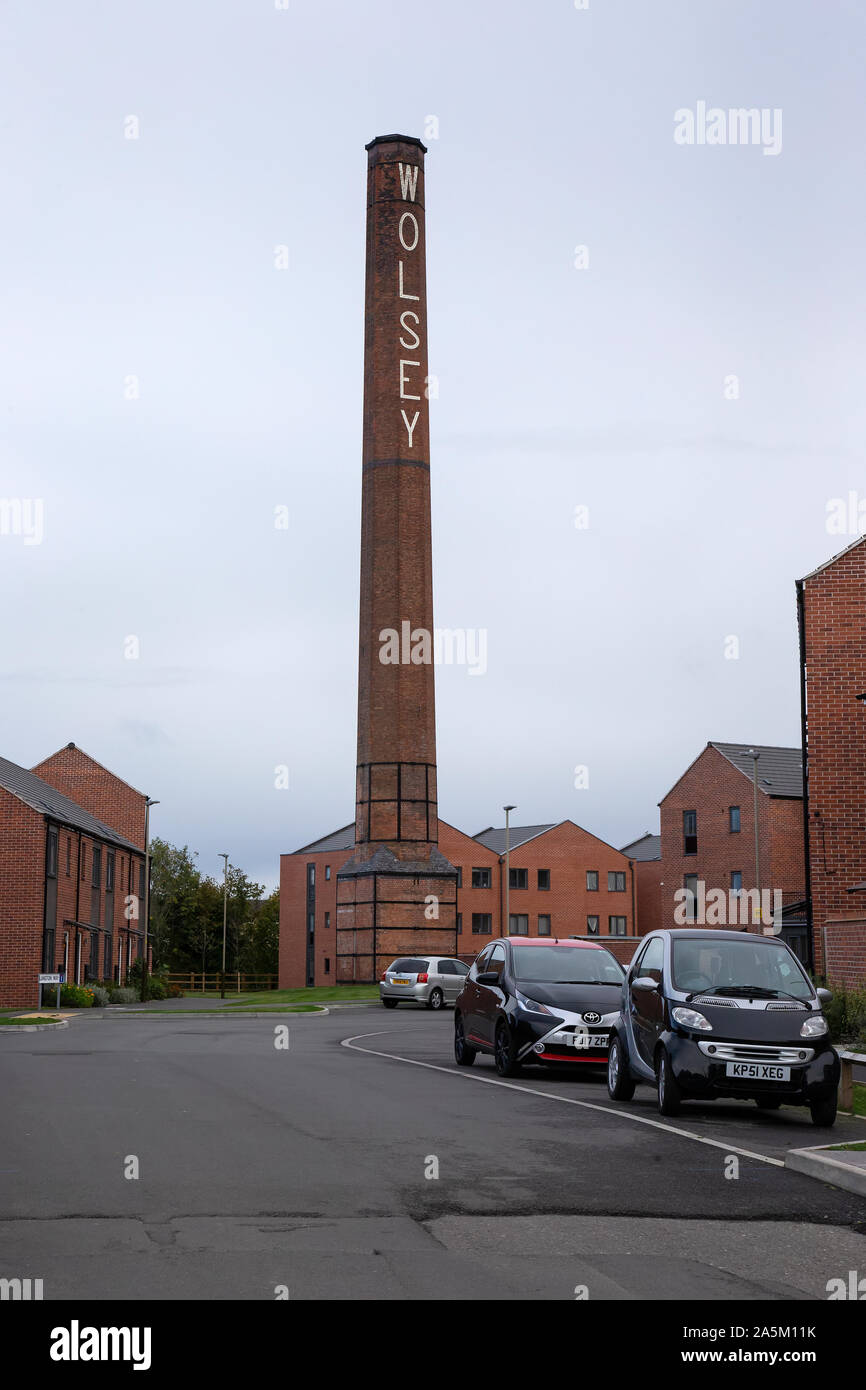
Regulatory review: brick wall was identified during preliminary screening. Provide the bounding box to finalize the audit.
[823,914,866,990]
[279,818,637,987]
[660,745,803,927]
[0,789,45,1008]
[801,539,866,975]
[32,744,147,851]
[633,858,663,936]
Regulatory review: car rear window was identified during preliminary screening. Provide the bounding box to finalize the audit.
[512,945,625,984]
[389,959,429,973]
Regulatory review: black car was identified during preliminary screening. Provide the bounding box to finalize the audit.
[454,937,626,1076]
[607,928,839,1126]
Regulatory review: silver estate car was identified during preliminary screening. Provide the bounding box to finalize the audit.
[380,956,470,1010]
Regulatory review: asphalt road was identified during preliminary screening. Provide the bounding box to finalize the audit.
[1,1005,865,1301]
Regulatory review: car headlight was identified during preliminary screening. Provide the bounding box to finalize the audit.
[800,1014,828,1038]
[671,1006,712,1032]
[516,991,554,1015]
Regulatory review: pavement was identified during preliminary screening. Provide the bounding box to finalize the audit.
[1,1005,864,1301]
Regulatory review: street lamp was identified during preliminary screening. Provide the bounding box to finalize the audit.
[141,798,160,1001]
[219,853,229,999]
[503,805,516,936]
[747,750,761,925]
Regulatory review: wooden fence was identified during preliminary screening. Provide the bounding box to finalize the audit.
[164,972,278,994]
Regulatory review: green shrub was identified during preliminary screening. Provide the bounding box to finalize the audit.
[108,986,138,1005]
[91,986,110,1007]
[59,984,95,1008]
[824,982,866,1048]
[168,983,184,999]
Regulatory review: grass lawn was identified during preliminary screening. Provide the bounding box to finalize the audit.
[849,1082,866,1117]
[826,1141,866,1152]
[224,986,379,1007]
[0,1015,62,1025]
[111,1004,325,1016]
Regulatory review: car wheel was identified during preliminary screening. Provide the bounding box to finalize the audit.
[755,1097,781,1110]
[656,1048,682,1116]
[809,1094,837,1127]
[382,998,398,1009]
[607,1034,635,1101]
[494,1020,521,1077]
[427,988,445,1011]
[454,1015,476,1067]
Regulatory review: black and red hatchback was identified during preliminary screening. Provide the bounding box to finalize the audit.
[453,937,625,1076]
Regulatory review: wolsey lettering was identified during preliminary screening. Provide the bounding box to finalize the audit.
[397,162,423,448]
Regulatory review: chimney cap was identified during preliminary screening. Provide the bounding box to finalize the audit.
[66,742,76,749]
[365,133,427,153]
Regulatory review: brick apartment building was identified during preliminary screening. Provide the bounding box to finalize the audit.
[0,743,149,1009]
[798,535,866,986]
[280,818,638,988]
[621,832,662,938]
[657,742,807,958]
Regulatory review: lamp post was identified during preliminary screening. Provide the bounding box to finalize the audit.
[747,750,761,925]
[219,853,229,999]
[140,798,159,1001]
[503,805,516,936]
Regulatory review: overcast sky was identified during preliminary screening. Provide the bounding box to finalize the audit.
[1,1,863,890]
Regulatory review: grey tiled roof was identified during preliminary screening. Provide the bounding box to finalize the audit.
[0,755,141,852]
[621,833,661,861]
[472,823,558,855]
[294,824,356,853]
[710,743,803,798]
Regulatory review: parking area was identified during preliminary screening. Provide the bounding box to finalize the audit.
[1,1007,864,1300]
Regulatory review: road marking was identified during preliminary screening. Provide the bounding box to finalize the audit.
[340,1030,786,1168]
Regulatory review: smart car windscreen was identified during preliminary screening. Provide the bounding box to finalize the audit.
[512,946,624,984]
[671,937,813,999]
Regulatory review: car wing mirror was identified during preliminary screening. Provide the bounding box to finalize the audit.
[477,970,500,986]
[816,986,832,1004]
[631,975,659,993]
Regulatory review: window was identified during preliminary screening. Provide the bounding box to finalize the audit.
[324,957,330,974]
[456,913,462,936]
[537,869,550,891]
[324,911,330,929]
[454,961,469,976]
[509,867,528,890]
[636,935,664,980]
[325,865,331,880]
[308,865,315,886]
[92,845,102,889]
[608,916,627,936]
[81,843,87,879]
[471,913,492,935]
[487,943,507,978]
[731,871,743,895]
[308,913,314,939]
[438,959,455,975]
[138,861,145,899]
[587,915,600,935]
[473,946,493,975]
[586,870,599,891]
[104,935,112,978]
[608,870,626,892]
[683,810,697,855]
[509,914,529,935]
[538,914,551,936]
[684,873,699,922]
[66,836,71,875]
[729,806,741,833]
[471,867,491,889]
[106,851,115,891]
[455,867,463,888]
[46,828,58,878]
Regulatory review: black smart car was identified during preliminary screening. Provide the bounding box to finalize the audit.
[607,928,839,1126]
[454,937,626,1076]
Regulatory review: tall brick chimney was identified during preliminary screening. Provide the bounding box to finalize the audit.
[336,135,457,981]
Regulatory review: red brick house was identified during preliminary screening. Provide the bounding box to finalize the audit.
[279,818,638,987]
[621,832,662,937]
[657,742,807,958]
[0,744,149,1008]
[798,535,866,986]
